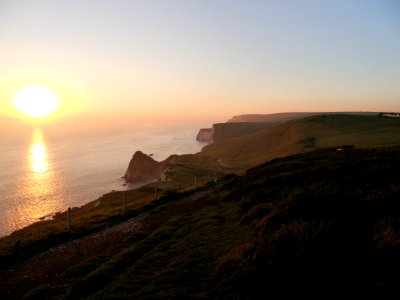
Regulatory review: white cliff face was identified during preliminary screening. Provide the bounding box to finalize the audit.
[196,128,214,143]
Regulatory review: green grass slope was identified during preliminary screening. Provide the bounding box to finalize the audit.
[226,112,321,122]
[212,122,281,143]
[226,111,376,123]
[201,114,400,168]
[13,145,400,298]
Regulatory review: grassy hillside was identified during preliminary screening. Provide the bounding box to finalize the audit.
[212,122,281,143]
[226,111,377,123]
[201,114,400,169]
[226,112,321,122]
[120,113,400,183]
[219,146,400,297]
[2,145,400,298]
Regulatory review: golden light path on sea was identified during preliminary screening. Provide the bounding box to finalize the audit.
[11,129,63,229]
[30,134,48,173]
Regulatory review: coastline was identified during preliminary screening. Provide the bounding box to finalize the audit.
[0,127,205,238]
[1,178,159,239]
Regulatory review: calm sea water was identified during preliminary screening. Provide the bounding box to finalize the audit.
[0,126,205,237]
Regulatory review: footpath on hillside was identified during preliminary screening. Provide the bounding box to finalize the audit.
[0,190,210,300]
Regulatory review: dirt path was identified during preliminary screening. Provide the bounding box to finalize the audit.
[0,190,209,299]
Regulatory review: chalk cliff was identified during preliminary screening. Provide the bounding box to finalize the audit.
[196,122,282,144]
[196,128,213,143]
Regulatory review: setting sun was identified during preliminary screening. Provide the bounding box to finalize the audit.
[13,85,60,118]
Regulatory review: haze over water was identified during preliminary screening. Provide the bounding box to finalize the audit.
[0,124,204,237]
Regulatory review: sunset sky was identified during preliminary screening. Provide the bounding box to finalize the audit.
[1,0,399,126]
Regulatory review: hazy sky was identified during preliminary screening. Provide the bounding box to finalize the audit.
[1,0,399,125]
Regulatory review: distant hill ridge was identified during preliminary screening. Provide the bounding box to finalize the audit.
[226,112,321,123]
[200,113,400,168]
[197,112,378,143]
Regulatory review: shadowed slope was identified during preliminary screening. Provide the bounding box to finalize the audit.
[218,146,400,297]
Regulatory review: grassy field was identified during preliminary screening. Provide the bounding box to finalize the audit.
[201,114,400,169]
[212,122,281,142]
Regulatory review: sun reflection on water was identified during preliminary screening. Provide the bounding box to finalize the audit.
[30,130,49,173]
[9,129,65,231]
[27,129,55,205]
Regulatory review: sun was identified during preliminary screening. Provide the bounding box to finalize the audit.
[13,85,60,118]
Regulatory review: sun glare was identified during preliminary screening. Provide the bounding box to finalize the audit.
[13,85,60,118]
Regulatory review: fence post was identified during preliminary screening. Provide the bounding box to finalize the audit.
[123,191,126,215]
[67,207,71,233]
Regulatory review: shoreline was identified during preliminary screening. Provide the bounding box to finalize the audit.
[0,126,205,239]
[1,178,159,239]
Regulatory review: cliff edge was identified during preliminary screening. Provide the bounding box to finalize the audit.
[196,128,213,143]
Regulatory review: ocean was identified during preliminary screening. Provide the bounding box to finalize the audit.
[0,125,205,237]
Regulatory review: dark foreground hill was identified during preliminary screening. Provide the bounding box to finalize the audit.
[221,146,400,297]
[2,146,400,298]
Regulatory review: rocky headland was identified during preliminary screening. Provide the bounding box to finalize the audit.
[123,151,219,184]
[123,151,167,183]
